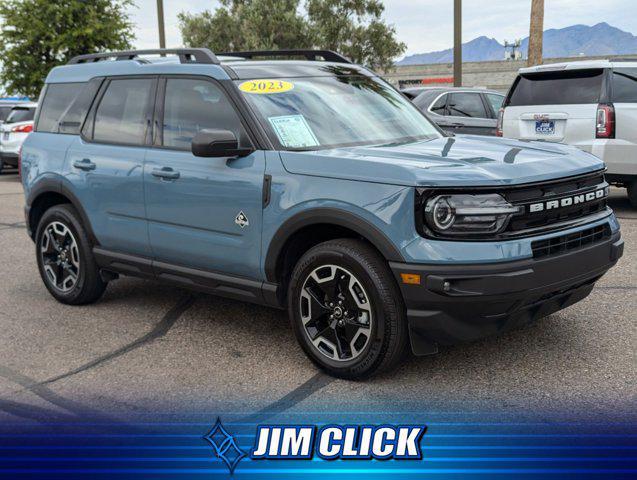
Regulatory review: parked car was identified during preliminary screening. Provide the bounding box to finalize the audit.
[21,49,622,379]
[405,87,505,136]
[0,102,36,173]
[498,59,637,206]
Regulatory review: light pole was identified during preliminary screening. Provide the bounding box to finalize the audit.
[453,0,462,87]
[527,0,544,66]
[157,0,166,49]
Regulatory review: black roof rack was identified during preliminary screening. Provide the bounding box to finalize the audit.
[67,48,220,65]
[218,50,352,64]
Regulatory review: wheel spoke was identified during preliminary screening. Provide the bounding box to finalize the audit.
[337,272,360,312]
[333,325,352,359]
[49,229,63,251]
[304,283,330,320]
[300,263,373,363]
[39,221,81,293]
[55,263,65,288]
[310,324,332,342]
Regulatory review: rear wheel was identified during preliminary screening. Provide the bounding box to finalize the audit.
[0,158,5,174]
[627,181,637,208]
[288,239,408,380]
[35,204,107,305]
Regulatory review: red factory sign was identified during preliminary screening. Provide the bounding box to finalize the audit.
[421,77,454,84]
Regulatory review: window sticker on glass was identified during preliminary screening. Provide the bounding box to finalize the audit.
[268,115,320,149]
[239,79,294,94]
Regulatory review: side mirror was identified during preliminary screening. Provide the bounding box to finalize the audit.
[191,129,253,158]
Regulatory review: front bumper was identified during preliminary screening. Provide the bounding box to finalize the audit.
[390,231,623,355]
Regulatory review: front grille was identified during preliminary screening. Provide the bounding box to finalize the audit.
[503,172,608,236]
[531,224,610,259]
[415,171,611,241]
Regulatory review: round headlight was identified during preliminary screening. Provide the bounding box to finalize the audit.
[423,193,521,237]
[432,197,455,230]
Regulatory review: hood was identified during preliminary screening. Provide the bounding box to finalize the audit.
[279,135,605,187]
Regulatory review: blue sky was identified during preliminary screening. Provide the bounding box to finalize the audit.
[129,0,637,57]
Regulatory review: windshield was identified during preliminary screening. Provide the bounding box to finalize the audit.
[236,75,441,150]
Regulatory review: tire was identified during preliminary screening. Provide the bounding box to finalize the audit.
[35,204,107,305]
[628,181,637,208]
[288,239,409,380]
[0,158,4,174]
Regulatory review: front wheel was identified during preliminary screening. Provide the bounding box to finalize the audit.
[288,239,408,380]
[35,204,107,305]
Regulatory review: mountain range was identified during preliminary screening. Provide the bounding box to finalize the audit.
[398,22,637,65]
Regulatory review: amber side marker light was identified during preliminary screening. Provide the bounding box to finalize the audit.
[400,273,421,285]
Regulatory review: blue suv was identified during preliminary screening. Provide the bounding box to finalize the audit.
[21,49,623,379]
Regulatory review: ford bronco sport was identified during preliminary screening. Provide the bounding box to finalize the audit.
[21,49,623,379]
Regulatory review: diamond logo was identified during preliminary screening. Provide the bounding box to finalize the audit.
[203,418,246,474]
[235,211,249,228]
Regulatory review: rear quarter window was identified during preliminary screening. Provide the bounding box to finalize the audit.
[611,68,637,103]
[36,81,99,134]
[508,69,604,106]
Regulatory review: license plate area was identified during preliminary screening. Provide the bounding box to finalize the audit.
[535,120,555,135]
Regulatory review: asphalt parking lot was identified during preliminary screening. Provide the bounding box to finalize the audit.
[0,170,635,423]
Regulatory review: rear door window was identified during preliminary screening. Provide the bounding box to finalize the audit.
[6,107,35,123]
[92,78,155,145]
[611,68,637,103]
[508,69,604,106]
[447,93,488,118]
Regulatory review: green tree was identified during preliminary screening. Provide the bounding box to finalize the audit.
[305,0,405,70]
[0,0,134,97]
[178,0,405,70]
[179,0,310,52]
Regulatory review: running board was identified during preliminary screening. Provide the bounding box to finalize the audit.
[93,247,283,308]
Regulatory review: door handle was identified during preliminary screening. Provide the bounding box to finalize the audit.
[151,167,180,180]
[72,158,96,171]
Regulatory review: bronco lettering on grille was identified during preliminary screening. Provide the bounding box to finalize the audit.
[528,187,608,213]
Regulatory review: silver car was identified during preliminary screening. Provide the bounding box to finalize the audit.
[0,102,37,172]
[403,87,505,136]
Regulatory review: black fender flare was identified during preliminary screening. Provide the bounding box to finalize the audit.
[26,177,98,244]
[264,207,404,282]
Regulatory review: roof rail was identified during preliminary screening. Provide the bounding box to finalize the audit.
[67,48,220,65]
[218,50,352,64]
